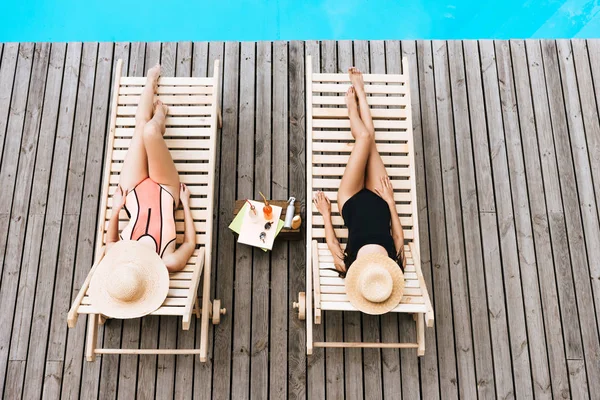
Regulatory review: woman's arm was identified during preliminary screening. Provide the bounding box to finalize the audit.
[375,176,406,268]
[313,191,346,273]
[163,184,196,272]
[106,186,126,245]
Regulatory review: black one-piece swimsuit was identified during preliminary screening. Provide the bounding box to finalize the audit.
[341,188,402,271]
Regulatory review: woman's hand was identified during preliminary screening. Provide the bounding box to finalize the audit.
[112,186,127,209]
[374,176,395,206]
[180,183,191,208]
[313,191,331,217]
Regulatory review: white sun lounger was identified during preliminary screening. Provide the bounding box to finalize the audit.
[294,56,434,355]
[67,59,225,362]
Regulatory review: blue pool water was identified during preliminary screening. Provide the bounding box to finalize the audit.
[1,0,599,42]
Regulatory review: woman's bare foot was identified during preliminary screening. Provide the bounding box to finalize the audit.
[147,64,161,92]
[345,86,358,116]
[348,67,365,95]
[152,100,168,133]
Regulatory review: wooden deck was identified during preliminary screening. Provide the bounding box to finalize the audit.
[1,39,599,399]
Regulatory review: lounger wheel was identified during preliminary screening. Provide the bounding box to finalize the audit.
[212,299,226,325]
[293,292,306,320]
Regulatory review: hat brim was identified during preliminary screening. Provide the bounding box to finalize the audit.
[345,253,405,315]
[89,241,169,319]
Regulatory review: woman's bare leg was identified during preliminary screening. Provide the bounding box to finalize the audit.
[143,100,181,204]
[119,64,161,191]
[349,67,389,192]
[338,86,374,212]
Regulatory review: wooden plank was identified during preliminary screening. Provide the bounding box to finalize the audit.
[433,40,477,399]
[463,40,515,400]
[510,39,570,399]
[211,41,239,400]
[495,40,553,399]
[230,41,254,400]
[117,42,145,400]
[417,40,455,400]
[5,43,51,369]
[33,42,81,400]
[269,40,289,400]
[448,42,495,398]
[447,40,496,399]
[572,40,600,333]
[249,40,271,400]
[172,40,195,400]
[72,41,114,398]
[0,42,36,397]
[526,38,585,371]
[0,43,18,175]
[399,40,432,400]
[552,39,600,395]
[287,39,307,400]
[136,41,161,400]
[480,39,534,399]
[7,42,64,400]
[47,42,97,400]
[1,41,51,399]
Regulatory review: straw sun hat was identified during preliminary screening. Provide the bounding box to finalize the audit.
[88,241,169,319]
[345,253,405,315]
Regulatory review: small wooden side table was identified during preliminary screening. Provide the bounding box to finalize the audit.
[233,200,302,240]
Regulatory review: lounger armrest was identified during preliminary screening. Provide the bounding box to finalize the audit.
[182,247,205,330]
[67,246,106,328]
[409,242,434,327]
[311,240,322,324]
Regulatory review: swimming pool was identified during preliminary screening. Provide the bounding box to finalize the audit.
[2,0,599,42]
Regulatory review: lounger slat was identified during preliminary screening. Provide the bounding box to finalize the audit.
[312,215,413,227]
[119,86,213,95]
[312,166,411,177]
[313,108,408,119]
[320,301,427,313]
[312,142,408,153]
[312,72,406,83]
[113,138,212,149]
[312,154,410,166]
[116,117,213,127]
[111,162,210,173]
[117,106,213,116]
[312,130,409,141]
[312,83,408,95]
[107,196,210,209]
[112,149,211,161]
[120,76,215,86]
[118,95,214,105]
[114,127,213,138]
[312,95,408,106]
[320,293,424,304]
[103,220,208,234]
[312,177,411,190]
[108,173,209,185]
[312,119,409,130]
[309,190,413,203]
[309,201,413,215]
[106,208,210,222]
[312,228,414,240]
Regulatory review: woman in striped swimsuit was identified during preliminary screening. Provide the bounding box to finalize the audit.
[105,64,195,272]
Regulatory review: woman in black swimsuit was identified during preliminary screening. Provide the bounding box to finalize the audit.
[313,67,406,278]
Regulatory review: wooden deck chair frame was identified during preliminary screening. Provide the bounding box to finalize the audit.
[293,56,434,355]
[67,59,225,362]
